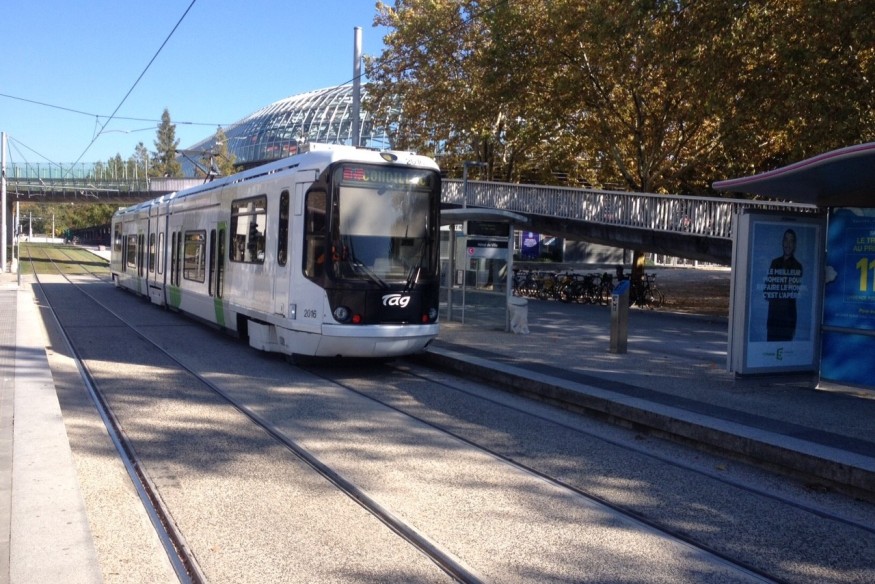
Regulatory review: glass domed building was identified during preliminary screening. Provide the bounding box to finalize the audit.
[181,84,393,176]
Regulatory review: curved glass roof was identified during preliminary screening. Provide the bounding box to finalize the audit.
[181,84,392,175]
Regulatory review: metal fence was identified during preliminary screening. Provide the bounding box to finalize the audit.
[443,180,818,240]
[7,163,819,239]
[5,162,203,199]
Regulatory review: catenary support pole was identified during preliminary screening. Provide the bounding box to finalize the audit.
[351,27,362,148]
[2,132,7,272]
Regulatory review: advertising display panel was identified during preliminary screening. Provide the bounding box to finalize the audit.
[820,208,875,387]
[729,211,825,374]
[520,231,540,260]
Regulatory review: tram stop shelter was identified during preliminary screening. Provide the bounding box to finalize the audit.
[440,208,529,332]
[713,141,875,392]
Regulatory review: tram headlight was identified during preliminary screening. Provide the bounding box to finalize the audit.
[424,307,439,323]
[333,306,351,323]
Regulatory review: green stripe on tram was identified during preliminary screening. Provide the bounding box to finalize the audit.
[214,297,226,327]
[168,286,182,308]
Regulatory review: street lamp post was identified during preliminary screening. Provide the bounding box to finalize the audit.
[2,132,7,273]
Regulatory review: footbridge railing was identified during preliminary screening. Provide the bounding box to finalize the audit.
[5,164,204,201]
[442,180,819,240]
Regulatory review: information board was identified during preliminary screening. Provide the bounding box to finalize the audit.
[466,238,508,259]
[468,221,510,237]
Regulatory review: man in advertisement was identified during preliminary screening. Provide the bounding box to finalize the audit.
[736,217,821,374]
[764,229,803,341]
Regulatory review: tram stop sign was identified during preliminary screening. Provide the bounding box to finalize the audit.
[466,238,507,259]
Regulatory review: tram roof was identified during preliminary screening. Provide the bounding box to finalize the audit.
[712,142,875,208]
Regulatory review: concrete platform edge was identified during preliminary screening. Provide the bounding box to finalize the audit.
[414,345,875,500]
[5,282,103,584]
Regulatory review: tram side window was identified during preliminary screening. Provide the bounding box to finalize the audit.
[216,228,225,298]
[230,195,267,264]
[113,223,122,254]
[303,190,327,278]
[149,233,156,273]
[126,235,137,270]
[138,234,145,277]
[183,230,206,283]
[171,231,183,286]
[170,233,177,285]
[277,190,290,267]
[176,232,183,285]
[158,233,164,275]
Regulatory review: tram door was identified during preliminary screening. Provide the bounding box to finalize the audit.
[208,223,226,300]
[146,207,160,304]
[273,188,292,316]
[273,174,314,317]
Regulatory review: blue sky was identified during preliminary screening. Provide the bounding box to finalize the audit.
[1,1,389,166]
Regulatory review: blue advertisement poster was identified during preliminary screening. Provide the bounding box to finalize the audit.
[520,231,540,260]
[743,218,822,370]
[821,208,875,387]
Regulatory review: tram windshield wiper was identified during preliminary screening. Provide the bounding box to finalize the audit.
[346,240,389,288]
[352,261,389,289]
[403,239,427,292]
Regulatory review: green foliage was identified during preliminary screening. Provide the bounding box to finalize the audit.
[151,108,183,178]
[133,142,151,178]
[366,0,874,194]
[17,202,118,235]
[194,127,239,179]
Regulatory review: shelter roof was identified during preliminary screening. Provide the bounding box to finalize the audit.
[440,208,529,227]
[712,142,875,207]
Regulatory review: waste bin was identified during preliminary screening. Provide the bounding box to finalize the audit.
[610,280,630,353]
[508,295,530,335]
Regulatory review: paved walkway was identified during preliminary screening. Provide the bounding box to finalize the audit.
[1,271,102,584]
[2,262,874,582]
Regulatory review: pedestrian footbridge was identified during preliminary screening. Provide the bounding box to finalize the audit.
[442,180,819,264]
[4,161,820,265]
[3,162,203,205]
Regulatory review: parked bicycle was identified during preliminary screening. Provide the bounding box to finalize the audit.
[513,268,640,307]
[624,273,665,308]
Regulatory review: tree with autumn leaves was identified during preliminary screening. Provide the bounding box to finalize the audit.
[366,0,873,195]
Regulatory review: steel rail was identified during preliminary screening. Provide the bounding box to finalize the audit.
[26,248,205,584]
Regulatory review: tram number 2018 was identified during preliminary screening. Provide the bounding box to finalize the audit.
[303,308,319,319]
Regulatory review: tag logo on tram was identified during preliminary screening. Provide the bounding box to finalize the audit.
[382,293,411,308]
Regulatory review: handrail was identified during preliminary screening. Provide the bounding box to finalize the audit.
[6,166,819,242]
[443,179,819,240]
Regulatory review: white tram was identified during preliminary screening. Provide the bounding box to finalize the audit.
[111,143,442,358]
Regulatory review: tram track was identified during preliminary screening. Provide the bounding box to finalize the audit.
[25,245,470,583]
[28,246,205,584]
[22,244,875,584]
[301,361,875,584]
[386,365,875,538]
[299,365,779,583]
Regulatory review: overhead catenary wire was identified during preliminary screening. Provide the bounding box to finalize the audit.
[6,0,512,167]
[67,0,200,174]
[0,92,225,128]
